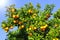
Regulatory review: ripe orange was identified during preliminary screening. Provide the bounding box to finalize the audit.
[21,25,24,28]
[4,27,9,32]
[44,24,48,28]
[4,27,9,30]
[28,33,32,36]
[18,22,22,25]
[33,27,37,30]
[13,20,18,24]
[13,15,19,19]
[42,28,46,31]
[10,26,13,29]
[40,26,46,31]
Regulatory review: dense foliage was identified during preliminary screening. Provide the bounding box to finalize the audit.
[1,3,60,40]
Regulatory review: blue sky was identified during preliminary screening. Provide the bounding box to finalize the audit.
[0,0,60,40]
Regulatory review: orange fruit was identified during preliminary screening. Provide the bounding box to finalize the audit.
[4,29,9,32]
[4,27,9,30]
[13,20,17,23]
[46,14,50,18]
[18,25,24,30]
[2,24,6,28]
[13,15,19,19]
[28,33,32,36]
[16,15,19,18]
[41,27,45,31]
[40,26,46,31]
[11,8,16,12]
[21,25,24,28]
[18,22,22,25]
[40,24,48,31]
[45,24,48,27]
[10,26,13,29]
[28,28,32,31]
[12,15,16,18]
[44,24,48,28]
[4,27,9,32]
[53,38,59,40]
[28,9,33,14]
[13,20,18,24]
[53,39,55,40]
[55,38,59,40]
[33,27,37,30]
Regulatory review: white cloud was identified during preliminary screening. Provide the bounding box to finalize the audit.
[0,0,9,8]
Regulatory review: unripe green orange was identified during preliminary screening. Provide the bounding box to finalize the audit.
[2,24,6,28]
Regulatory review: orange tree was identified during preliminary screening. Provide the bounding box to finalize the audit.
[1,3,60,40]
